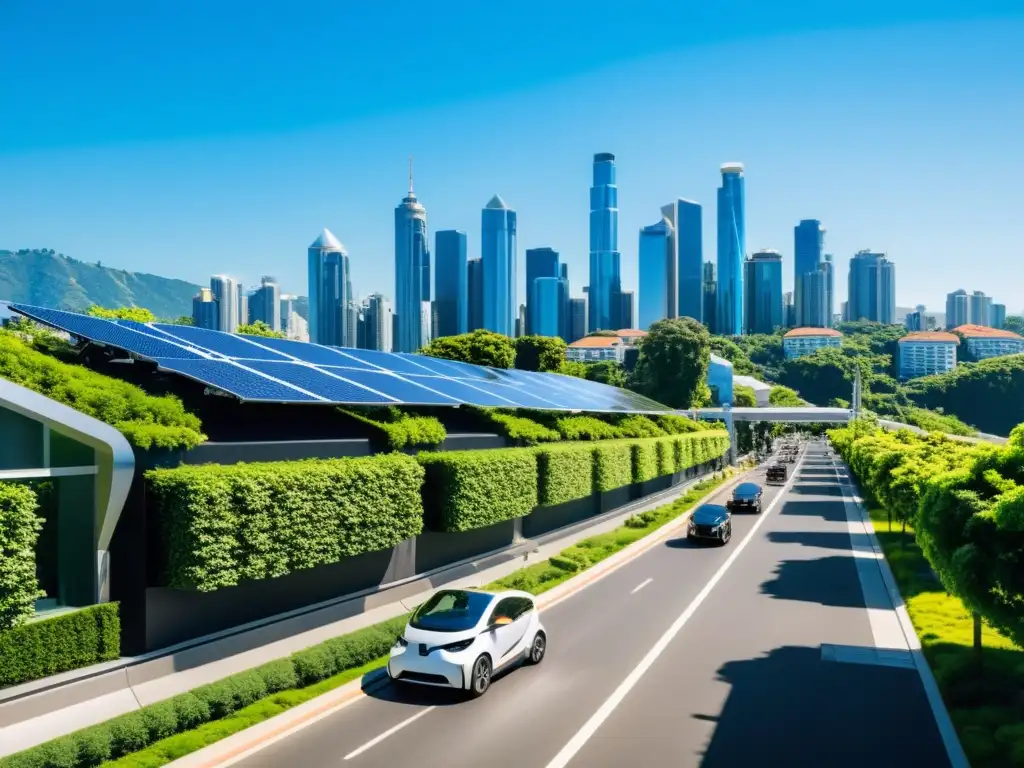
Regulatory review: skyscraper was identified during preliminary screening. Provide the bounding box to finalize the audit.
[638,217,673,330]
[531,277,566,337]
[467,257,484,331]
[248,276,281,331]
[783,291,795,328]
[588,152,621,332]
[481,195,517,336]
[793,219,824,326]
[394,162,431,352]
[210,275,241,333]
[434,230,468,338]
[847,250,896,324]
[743,251,783,334]
[822,254,835,326]
[662,199,703,321]
[945,289,969,329]
[525,247,560,335]
[716,163,746,335]
[800,268,827,329]
[992,303,1007,329]
[969,290,993,326]
[307,228,351,346]
[192,287,218,330]
[702,261,717,335]
[619,291,635,330]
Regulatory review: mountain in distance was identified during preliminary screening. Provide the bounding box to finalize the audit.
[0,249,308,321]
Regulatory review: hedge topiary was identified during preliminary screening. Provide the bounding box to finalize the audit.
[339,407,447,451]
[0,603,120,688]
[419,449,538,532]
[535,443,595,506]
[613,415,666,438]
[477,410,561,445]
[632,439,660,483]
[0,482,44,631]
[593,441,634,492]
[146,454,426,591]
[552,415,621,441]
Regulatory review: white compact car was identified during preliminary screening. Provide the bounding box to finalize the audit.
[387,588,546,698]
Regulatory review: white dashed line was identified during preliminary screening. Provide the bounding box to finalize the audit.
[630,578,653,595]
[343,707,436,761]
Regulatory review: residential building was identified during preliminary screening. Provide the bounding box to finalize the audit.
[525,247,560,335]
[716,163,745,335]
[569,298,587,342]
[394,168,431,352]
[588,153,622,331]
[898,331,959,379]
[191,287,218,330]
[619,291,634,330]
[307,228,351,346]
[482,194,517,336]
[992,303,1007,330]
[793,219,824,327]
[638,217,673,330]
[566,336,625,363]
[743,250,783,335]
[210,275,241,334]
[467,258,483,331]
[954,324,1024,360]
[248,276,281,331]
[615,328,647,346]
[782,327,843,359]
[434,230,468,338]
[702,261,717,335]
[945,289,970,329]
[847,251,895,323]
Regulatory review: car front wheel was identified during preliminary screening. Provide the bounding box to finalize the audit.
[469,654,492,698]
[527,631,546,665]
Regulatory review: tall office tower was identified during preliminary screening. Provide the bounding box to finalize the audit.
[822,253,835,326]
[847,250,896,323]
[355,304,367,349]
[467,257,484,331]
[559,263,571,338]
[344,301,359,347]
[514,304,527,337]
[702,261,718,335]
[434,230,468,338]
[638,217,673,330]
[992,303,1007,329]
[394,163,431,352]
[743,251,783,334]
[192,287,218,330]
[905,310,923,331]
[210,275,241,333]
[238,290,248,329]
[419,302,432,349]
[307,228,351,346]
[619,291,635,329]
[588,152,622,332]
[531,277,567,337]
[248,276,282,331]
[716,163,746,335]
[801,268,828,328]
[783,291,795,328]
[945,289,970,329]
[525,247,560,335]
[969,290,993,326]
[793,219,824,326]
[659,199,703,320]
[481,195,517,336]
[569,298,588,342]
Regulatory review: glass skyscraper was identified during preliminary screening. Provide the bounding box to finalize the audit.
[588,152,621,332]
[248,276,281,331]
[793,219,824,326]
[638,217,673,330]
[716,163,746,335]
[702,261,717,335]
[307,228,351,346]
[743,250,783,334]
[481,194,517,336]
[434,230,468,338]
[661,199,703,322]
[525,247,560,335]
[394,169,431,352]
[192,287,218,330]
[847,250,896,324]
[531,277,566,337]
[210,275,241,334]
[467,257,484,331]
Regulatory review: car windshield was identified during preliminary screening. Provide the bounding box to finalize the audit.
[409,590,493,633]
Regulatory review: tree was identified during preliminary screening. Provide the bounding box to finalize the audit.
[733,384,758,408]
[1004,315,1024,335]
[630,317,711,408]
[557,360,588,378]
[237,321,286,339]
[420,330,515,369]
[514,335,567,372]
[585,360,627,388]
[768,385,803,407]
[169,316,195,326]
[86,305,156,323]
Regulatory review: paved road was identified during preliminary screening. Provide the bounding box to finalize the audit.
[236,442,951,768]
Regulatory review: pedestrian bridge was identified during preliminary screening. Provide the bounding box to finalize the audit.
[692,407,853,423]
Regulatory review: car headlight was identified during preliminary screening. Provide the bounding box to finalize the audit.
[441,638,475,653]
[393,636,408,649]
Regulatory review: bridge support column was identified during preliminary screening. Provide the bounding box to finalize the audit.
[725,411,737,465]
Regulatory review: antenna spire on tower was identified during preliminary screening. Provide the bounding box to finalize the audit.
[408,155,414,195]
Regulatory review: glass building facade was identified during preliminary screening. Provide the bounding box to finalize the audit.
[191,287,218,330]
[530,277,567,337]
[307,229,351,346]
[467,257,484,331]
[434,230,468,338]
[248,276,281,331]
[677,199,703,322]
[481,194,517,336]
[210,275,241,334]
[569,297,587,342]
[638,217,672,330]
[588,153,621,332]
[847,250,896,324]
[394,180,431,353]
[702,261,717,335]
[525,247,560,335]
[793,219,824,326]
[743,250,783,334]
[716,163,746,335]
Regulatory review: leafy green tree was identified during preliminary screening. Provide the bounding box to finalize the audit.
[169,316,195,326]
[237,321,286,339]
[86,305,156,323]
[421,330,515,369]
[513,335,567,372]
[1003,315,1024,335]
[630,317,711,408]
[733,384,758,407]
[768,385,803,407]
[557,360,588,378]
[585,360,627,388]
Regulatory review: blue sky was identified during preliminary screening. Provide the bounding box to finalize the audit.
[2,1,1023,313]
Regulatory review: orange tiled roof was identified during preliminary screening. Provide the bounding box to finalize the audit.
[953,324,1024,340]
[783,327,843,339]
[615,329,648,337]
[899,331,959,344]
[568,336,622,348]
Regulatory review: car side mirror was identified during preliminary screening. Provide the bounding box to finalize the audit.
[492,616,513,627]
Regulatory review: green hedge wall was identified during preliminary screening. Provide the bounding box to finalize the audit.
[535,443,595,506]
[632,439,660,483]
[0,482,43,631]
[0,603,120,688]
[594,441,635,492]
[146,455,426,592]
[419,449,539,532]
[339,407,447,451]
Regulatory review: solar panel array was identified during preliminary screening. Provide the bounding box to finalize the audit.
[10,304,672,413]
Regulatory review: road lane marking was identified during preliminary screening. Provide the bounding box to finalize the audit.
[343,707,436,761]
[544,452,803,768]
[629,578,653,595]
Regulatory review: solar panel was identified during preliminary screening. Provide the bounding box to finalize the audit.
[402,374,518,407]
[331,347,434,375]
[396,353,502,382]
[151,358,322,402]
[234,335,381,370]
[152,324,293,362]
[241,361,396,404]
[315,368,461,406]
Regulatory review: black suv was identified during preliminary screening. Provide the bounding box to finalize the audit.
[726,482,763,513]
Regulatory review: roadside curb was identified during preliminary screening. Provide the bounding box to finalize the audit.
[167,461,760,768]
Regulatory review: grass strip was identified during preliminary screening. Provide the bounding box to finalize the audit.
[867,508,1024,768]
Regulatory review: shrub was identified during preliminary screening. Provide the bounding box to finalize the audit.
[419,449,538,531]
[534,443,594,506]
[632,439,659,483]
[613,415,666,438]
[476,410,561,445]
[593,441,634,492]
[0,482,44,631]
[655,414,707,434]
[0,603,120,688]
[339,407,447,450]
[146,454,425,591]
[655,436,676,476]
[551,415,621,441]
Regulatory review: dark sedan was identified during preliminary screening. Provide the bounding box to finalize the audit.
[726,482,763,513]
[686,504,732,545]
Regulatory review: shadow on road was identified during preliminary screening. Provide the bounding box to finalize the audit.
[760,555,889,609]
[766,530,859,551]
[696,645,951,767]
[785,484,843,498]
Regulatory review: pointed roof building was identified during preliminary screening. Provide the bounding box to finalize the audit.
[310,228,346,253]
[485,194,510,210]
